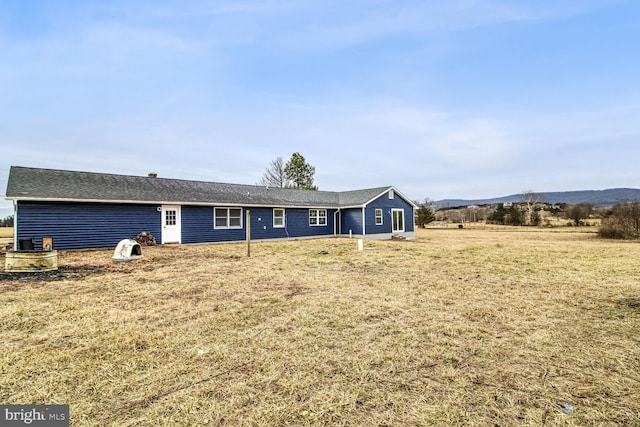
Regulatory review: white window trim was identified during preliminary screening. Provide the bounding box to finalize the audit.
[214,207,243,229]
[389,189,394,199]
[273,208,285,228]
[375,208,383,225]
[309,209,327,226]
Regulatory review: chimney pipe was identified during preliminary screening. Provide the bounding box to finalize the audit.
[148,172,158,178]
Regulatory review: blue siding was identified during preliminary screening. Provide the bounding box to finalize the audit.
[247,207,289,240]
[16,201,344,249]
[181,206,336,244]
[364,192,415,235]
[281,208,335,238]
[181,205,244,244]
[17,201,161,250]
[340,208,363,235]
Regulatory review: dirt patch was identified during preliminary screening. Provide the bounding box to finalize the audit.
[0,264,105,283]
[617,297,640,310]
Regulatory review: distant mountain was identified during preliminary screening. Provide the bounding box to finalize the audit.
[436,188,640,209]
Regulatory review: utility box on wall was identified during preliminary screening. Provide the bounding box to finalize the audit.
[43,237,53,251]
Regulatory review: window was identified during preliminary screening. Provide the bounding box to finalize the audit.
[214,207,243,229]
[309,209,327,226]
[165,209,177,226]
[273,208,285,228]
[375,209,383,225]
[388,189,394,199]
[392,209,405,232]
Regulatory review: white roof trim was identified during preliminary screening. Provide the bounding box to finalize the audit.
[362,187,418,208]
[6,196,341,210]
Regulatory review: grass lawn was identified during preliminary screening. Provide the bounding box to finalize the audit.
[1,227,639,426]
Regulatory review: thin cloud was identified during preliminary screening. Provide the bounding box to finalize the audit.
[4,24,198,74]
[268,1,530,51]
[201,0,622,51]
[432,119,513,170]
[241,0,616,51]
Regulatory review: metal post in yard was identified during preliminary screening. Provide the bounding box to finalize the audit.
[246,209,251,257]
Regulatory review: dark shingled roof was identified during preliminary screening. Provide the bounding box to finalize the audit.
[6,166,398,208]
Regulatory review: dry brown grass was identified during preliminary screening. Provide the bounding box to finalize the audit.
[1,228,639,426]
[0,227,13,238]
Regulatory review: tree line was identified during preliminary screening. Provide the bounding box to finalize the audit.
[439,201,598,227]
[1,215,14,227]
[421,189,640,240]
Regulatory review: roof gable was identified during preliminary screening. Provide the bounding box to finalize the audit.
[361,187,419,209]
[5,166,399,208]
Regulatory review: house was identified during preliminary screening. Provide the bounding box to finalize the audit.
[5,166,417,250]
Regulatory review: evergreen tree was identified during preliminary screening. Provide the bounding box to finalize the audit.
[415,200,436,228]
[284,152,317,190]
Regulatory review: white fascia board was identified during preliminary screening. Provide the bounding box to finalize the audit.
[337,204,367,209]
[361,188,392,206]
[7,197,191,205]
[12,200,18,251]
[362,187,418,208]
[6,196,340,210]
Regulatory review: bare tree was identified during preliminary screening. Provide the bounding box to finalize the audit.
[566,203,593,226]
[258,157,289,188]
[519,190,547,226]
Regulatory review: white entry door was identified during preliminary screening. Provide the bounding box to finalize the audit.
[161,205,181,244]
[392,209,405,233]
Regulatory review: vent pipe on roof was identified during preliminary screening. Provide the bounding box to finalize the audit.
[148,172,158,178]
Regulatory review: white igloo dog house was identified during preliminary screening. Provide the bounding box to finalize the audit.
[112,239,143,262]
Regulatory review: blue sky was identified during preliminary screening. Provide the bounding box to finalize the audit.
[2,0,639,218]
